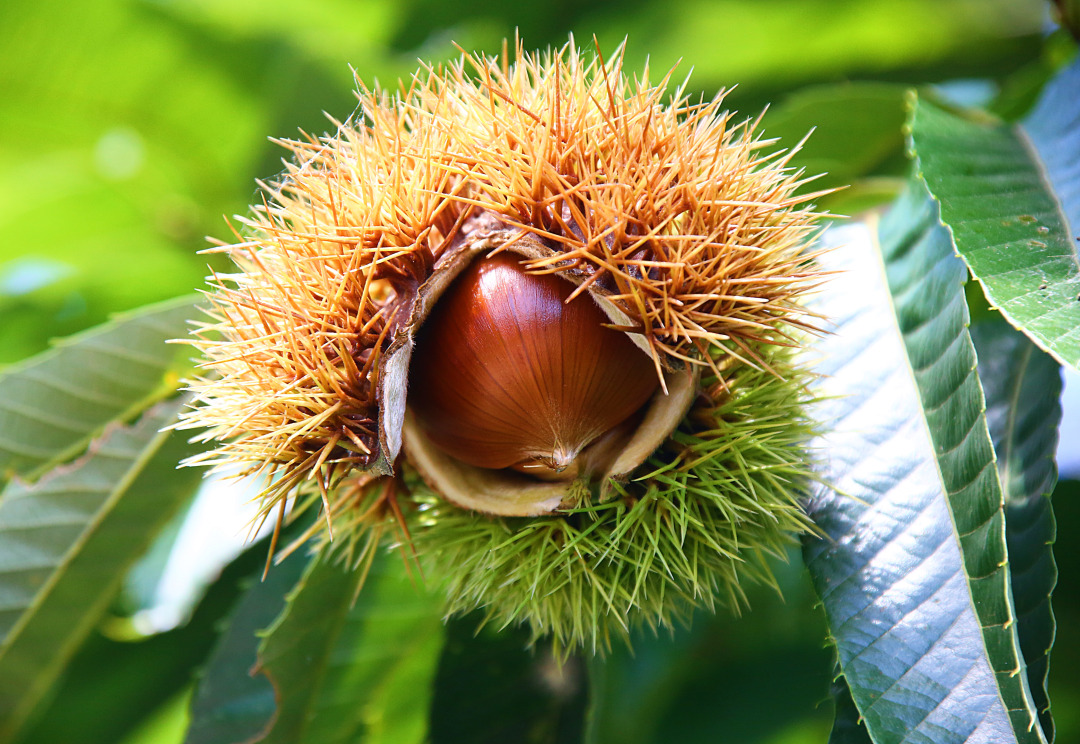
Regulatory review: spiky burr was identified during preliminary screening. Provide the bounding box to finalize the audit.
[178,37,830,649]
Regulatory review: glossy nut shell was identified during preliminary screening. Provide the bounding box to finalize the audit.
[407,252,660,479]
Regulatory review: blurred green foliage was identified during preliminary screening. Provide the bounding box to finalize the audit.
[0,0,1045,364]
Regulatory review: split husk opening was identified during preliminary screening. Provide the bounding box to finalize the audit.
[380,219,700,516]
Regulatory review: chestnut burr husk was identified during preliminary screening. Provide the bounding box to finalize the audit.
[408,252,660,480]
[179,40,829,649]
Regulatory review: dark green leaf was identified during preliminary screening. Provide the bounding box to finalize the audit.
[584,567,833,744]
[908,58,1080,371]
[1047,480,1080,744]
[882,196,1042,737]
[255,553,445,744]
[0,397,202,741]
[584,629,691,744]
[430,617,587,744]
[971,318,1062,742]
[185,548,310,744]
[0,295,198,482]
[803,189,1044,743]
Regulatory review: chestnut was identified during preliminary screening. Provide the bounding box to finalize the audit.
[407,252,660,480]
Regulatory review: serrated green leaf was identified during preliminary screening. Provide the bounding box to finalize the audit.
[971,318,1062,742]
[908,58,1080,371]
[184,548,309,744]
[881,192,1046,740]
[0,397,202,741]
[254,553,444,744]
[803,190,1044,743]
[0,295,198,483]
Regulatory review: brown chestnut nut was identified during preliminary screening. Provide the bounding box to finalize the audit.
[407,252,660,480]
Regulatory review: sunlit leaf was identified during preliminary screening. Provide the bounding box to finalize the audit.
[908,57,1080,371]
[803,192,1044,743]
[18,529,288,744]
[0,398,201,742]
[0,0,278,362]
[0,295,197,482]
[588,0,1043,107]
